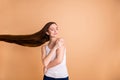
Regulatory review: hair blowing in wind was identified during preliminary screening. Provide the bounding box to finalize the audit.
[0,22,57,47]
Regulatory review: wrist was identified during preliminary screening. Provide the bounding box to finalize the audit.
[53,46,58,50]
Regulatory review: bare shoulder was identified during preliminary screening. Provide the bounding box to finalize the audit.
[57,37,64,41]
[41,44,46,50]
[58,39,66,50]
[41,44,47,57]
[58,37,65,43]
[60,38,66,50]
[60,37,66,46]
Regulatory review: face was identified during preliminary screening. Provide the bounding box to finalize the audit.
[46,24,59,38]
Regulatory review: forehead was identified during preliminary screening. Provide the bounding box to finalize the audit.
[49,24,58,29]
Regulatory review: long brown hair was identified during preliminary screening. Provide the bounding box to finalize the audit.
[0,22,57,47]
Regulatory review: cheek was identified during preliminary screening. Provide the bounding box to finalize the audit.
[51,31,55,34]
[49,31,54,35]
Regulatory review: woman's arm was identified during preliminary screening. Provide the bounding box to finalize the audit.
[41,45,57,67]
[47,46,65,69]
[41,38,65,72]
[47,38,65,69]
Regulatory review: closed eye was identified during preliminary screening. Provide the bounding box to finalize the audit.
[56,27,59,30]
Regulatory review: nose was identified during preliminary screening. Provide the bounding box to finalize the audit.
[54,30,58,34]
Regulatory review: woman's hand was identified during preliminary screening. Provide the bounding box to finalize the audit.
[54,38,64,49]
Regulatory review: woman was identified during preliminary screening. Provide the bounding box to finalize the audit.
[0,22,69,80]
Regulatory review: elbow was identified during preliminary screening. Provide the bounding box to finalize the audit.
[56,59,62,64]
[43,60,48,67]
[43,62,47,67]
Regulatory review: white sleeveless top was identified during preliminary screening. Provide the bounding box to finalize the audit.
[45,45,68,78]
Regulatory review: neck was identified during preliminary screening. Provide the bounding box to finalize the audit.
[48,37,58,48]
[49,37,57,43]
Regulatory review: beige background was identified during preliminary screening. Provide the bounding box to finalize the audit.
[0,0,120,80]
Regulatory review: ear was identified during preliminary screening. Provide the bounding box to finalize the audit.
[46,32,49,35]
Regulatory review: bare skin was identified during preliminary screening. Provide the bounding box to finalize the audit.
[41,24,65,73]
